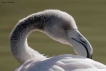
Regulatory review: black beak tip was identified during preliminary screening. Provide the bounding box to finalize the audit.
[88,54,93,59]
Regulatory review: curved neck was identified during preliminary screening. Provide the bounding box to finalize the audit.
[10,17,45,63]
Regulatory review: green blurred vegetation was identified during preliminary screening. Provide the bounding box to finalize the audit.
[0,0,106,71]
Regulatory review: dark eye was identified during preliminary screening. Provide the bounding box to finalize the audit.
[63,25,69,30]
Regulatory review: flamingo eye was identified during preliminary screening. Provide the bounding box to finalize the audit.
[63,25,69,30]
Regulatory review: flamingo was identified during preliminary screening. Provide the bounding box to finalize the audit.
[10,9,106,71]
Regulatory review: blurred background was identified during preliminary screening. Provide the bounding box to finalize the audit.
[0,0,106,71]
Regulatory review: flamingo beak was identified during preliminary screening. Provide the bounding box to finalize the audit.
[67,30,93,59]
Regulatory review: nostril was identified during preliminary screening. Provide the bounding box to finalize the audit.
[80,37,86,43]
[78,35,88,46]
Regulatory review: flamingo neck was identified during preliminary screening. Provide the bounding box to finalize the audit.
[10,17,45,64]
